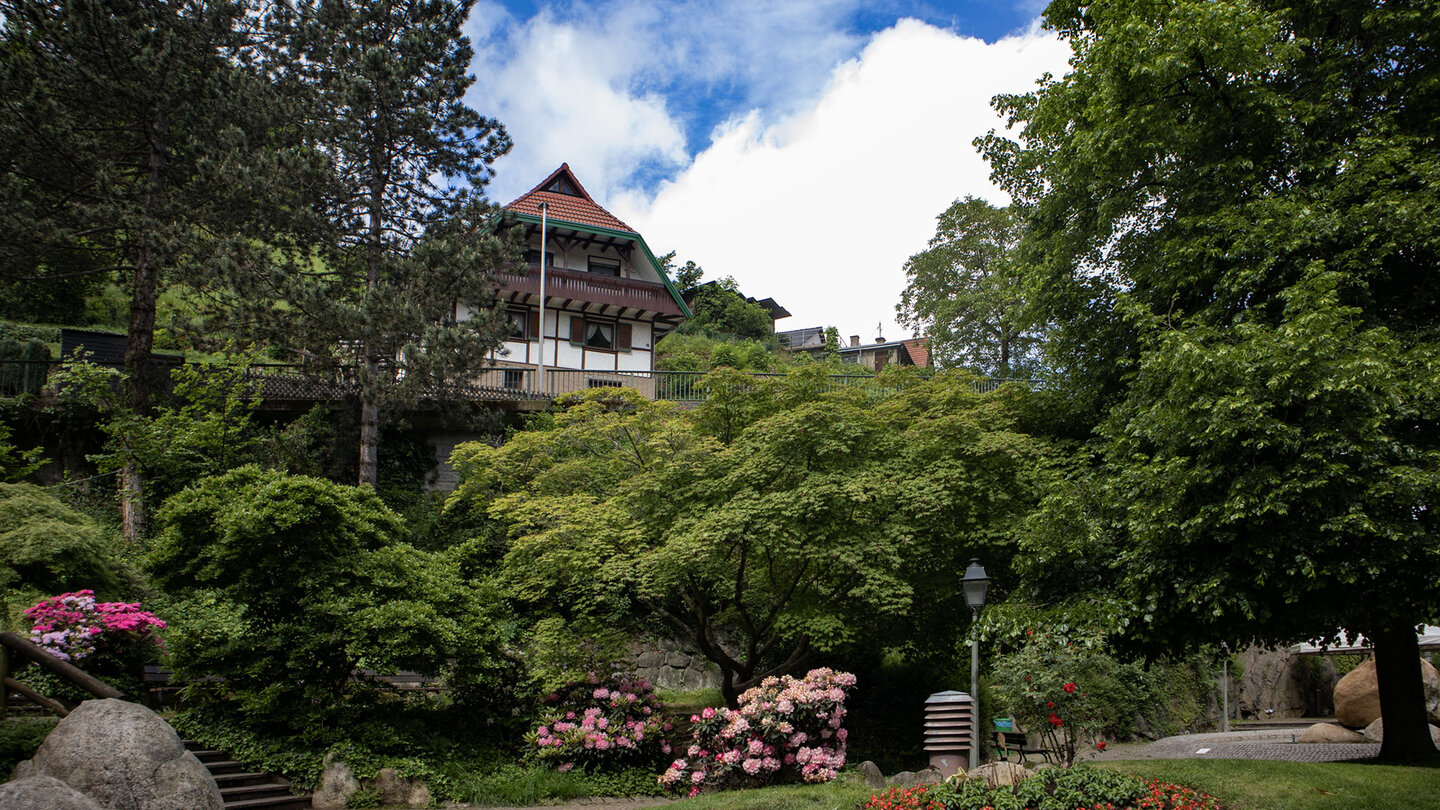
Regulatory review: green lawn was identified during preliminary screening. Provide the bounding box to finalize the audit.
[1096,759,1440,810]
[676,774,874,810]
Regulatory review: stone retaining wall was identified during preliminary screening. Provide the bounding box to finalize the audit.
[629,640,721,691]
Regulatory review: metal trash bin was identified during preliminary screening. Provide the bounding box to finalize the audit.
[924,690,974,777]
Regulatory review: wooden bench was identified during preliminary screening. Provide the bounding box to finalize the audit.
[993,719,1056,765]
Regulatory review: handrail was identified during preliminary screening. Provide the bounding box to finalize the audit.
[1,630,126,717]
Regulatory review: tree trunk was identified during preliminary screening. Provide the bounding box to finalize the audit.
[358,396,379,487]
[1374,622,1440,763]
[118,99,170,542]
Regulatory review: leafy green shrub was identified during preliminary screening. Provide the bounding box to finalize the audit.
[0,483,128,629]
[867,766,1221,810]
[527,673,673,772]
[991,631,1132,766]
[151,466,518,744]
[0,717,58,775]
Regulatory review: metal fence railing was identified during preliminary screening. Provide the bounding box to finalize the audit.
[0,359,1032,406]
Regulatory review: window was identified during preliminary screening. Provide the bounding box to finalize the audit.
[570,316,633,352]
[587,378,623,389]
[503,369,525,389]
[525,249,555,267]
[506,308,538,340]
[588,256,621,277]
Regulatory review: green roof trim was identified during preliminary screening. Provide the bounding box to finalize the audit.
[509,212,692,319]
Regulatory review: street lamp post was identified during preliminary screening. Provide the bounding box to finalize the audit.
[962,558,990,771]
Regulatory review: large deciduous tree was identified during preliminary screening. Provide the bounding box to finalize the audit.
[257,0,514,487]
[452,370,1051,707]
[897,197,1045,375]
[983,0,1440,761]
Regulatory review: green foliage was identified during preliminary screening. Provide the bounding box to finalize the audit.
[920,765,1167,810]
[981,0,1440,760]
[0,417,43,482]
[0,322,62,345]
[0,717,58,776]
[897,197,1045,375]
[1095,760,1440,810]
[456,371,1053,706]
[679,279,775,341]
[0,483,128,628]
[151,466,517,743]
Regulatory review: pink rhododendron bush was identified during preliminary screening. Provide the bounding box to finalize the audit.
[661,667,856,796]
[527,673,674,772]
[26,590,166,662]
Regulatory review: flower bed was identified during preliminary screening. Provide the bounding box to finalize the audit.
[526,673,673,773]
[660,667,856,796]
[865,766,1222,810]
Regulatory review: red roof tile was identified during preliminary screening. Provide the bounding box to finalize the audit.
[902,338,931,368]
[504,164,637,234]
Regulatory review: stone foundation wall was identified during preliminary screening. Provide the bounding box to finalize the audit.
[629,640,722,691]
[1236,645,1338,719]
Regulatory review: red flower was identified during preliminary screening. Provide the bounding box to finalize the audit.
[1046,701,1055,709]
[1048,713,1063,727]
[1063,682,1077,693]
[1096,741,1107,751]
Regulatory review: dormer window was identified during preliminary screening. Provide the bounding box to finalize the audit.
[588,256,621,277]
[545,175,582,196]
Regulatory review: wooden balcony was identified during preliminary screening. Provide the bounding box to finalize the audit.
[498,265,684,317]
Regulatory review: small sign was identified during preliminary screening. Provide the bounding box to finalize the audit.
[1195,748,1211,754]
[994,718,1014,731]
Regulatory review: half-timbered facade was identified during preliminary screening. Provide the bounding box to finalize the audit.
[465,164,689,393]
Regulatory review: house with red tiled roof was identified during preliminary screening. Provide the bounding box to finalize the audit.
[467,164,691,395]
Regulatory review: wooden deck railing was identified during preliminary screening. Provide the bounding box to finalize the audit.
[1,631,125,717]
[498,265,685,316]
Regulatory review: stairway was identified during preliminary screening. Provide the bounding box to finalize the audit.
[184,740,312,810]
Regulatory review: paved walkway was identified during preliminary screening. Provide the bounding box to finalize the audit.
[1079,728,1380,763]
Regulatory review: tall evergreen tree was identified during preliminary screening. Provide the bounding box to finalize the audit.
[259,0,514,486]
[0,0,310,540]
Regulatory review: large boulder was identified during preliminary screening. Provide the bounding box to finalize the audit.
[1360,718,1440,746]
[375,767,431,808]
[0,775,105,810]
[1334,658,1440,729]
[12,699,221,810]
[311,752,361,810]
[967,762,1032,788]
[856,760,887,789]
[1297,722,1368,744]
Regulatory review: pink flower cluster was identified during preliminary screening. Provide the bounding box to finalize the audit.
[25,591,166,662]
[660,667,856,796]
[527,673,673,772]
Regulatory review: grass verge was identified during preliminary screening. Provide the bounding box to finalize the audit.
[1097,759,1440,810]
[676,774,873,810]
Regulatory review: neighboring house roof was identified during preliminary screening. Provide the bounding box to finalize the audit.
[504,163,637,233]
[681,281,791,322]
[902,338,931,368]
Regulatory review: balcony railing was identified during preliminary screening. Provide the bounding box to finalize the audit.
[498,265,684,316]
[1,360,1031,405]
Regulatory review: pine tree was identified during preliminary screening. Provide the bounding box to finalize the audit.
[0,0,311,540]
[259,0,515,486]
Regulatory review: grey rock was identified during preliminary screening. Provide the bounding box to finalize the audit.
[1298,722,1368,744]
[888,769,941,789]
[856,760,886,788]
[0,775,106,810]
[665,651,690,668]
[15,698,221,810]
[311,752,361,810]
[968,762,1031,787]
[1238,646,1311,720]
[375,767,431,808]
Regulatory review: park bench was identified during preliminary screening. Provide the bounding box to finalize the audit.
[993,718,1056,765]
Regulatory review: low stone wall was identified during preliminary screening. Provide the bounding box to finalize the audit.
[629,640,722,691]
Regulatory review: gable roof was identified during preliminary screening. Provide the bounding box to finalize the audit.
[504,163,637,233]
[902,338,931,368]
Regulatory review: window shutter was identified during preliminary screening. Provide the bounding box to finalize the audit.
[570,316,583,345]
[617,323,632,351]
[528,309,540,340]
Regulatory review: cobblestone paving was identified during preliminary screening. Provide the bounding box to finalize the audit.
[1128,729,1380,762]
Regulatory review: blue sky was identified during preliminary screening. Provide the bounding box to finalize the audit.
[464,0,1068,341]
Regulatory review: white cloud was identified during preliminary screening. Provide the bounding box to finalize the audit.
[467,0,869,204]
[467,9,688,203]
[613,18,1071,342]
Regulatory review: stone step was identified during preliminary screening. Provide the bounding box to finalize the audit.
[221,783,295,802]
[223,795,313,810]
[213,772,283,789]
[204,759,249,776]
[190,749,230,763]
